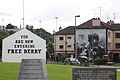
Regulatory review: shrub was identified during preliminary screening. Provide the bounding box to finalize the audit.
[94,57,108,65]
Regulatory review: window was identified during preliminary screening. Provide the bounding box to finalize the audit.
[115,43,120,48]
[115,33,120,38]
[59,45,64,49]
[59,37,64,40]
[67,37,71,39]
[67,45,71,48]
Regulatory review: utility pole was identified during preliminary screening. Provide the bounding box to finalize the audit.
[55,17,58,31]
[2,19,4,24]
[39,20,42,37]
[98,7,101,18]
[92,9,96,18]
[22,0,25,28]
[1,19,4,30]
[39,20,42,28]
[106,13,109,21]
[113,13,116,22]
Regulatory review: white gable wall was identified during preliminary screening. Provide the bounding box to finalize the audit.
[2,29,46,62]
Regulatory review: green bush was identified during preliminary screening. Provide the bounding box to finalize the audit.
[94,57,108,65]
[53,54,70,62]
[61,54,70,62]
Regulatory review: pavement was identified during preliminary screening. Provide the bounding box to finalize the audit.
[47,61,120,71]
[89,65,120,71]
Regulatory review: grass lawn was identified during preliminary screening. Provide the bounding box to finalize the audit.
[0,63,20,80]
[0,63,120,80]
[117,71,120,80]
[114,63,120,67]
[46,64,80,80]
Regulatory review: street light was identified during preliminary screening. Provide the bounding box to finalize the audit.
[75,15,80,60]
[39,20,42,37]
[39,20,42,27]
[54,17,58,63]
[22,0,24,28]
[55,17,58,31]
[98,7,101,18]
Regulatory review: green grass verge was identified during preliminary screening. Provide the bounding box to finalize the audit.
[0,63,120,80]
[117,71,120,80]
[46,64,80,80]
[114,63,120,67]
[0,62,20,80]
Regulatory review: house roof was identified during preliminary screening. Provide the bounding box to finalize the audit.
[77,18,110,29]
[54,18,120,35]
[109,24,120,30]
[54,26,75,35]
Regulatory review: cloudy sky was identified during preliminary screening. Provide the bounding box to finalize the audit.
[0,0,120,33]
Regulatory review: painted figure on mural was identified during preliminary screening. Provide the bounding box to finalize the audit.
[88,33,105,58]
[78,33,105,62]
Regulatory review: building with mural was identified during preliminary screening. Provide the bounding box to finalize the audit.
[54,18,120,62]
[76,18,109,62]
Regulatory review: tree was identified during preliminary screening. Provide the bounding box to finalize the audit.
[47,42,54,54]
[6,23,17,29]
[0,30,11,58]
[26,24,33,29]
[0,30,16,58]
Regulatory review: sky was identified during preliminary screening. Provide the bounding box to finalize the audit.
[0,0,120,33]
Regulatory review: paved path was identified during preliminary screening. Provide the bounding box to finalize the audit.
[47,61,120,71]
[89,65,120,71]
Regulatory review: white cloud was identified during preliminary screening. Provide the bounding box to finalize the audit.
[0,0,120,33]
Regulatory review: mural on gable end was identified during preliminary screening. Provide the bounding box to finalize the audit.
[76,29,106,62]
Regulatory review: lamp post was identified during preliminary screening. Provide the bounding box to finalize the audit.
[54,17,58,63]
[39,20,42,37]
[98,7,101,18]
[22,0,25,28]
[39,20,41,27]
[55,17,58,31]
[75,15,80,60]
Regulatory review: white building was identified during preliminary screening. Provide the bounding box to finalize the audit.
[2,29,46,62]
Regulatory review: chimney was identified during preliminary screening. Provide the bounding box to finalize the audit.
[92,18,101,26]
[107,20,114,25]
[59,26,62,31]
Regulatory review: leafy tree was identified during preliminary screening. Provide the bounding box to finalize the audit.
[0,30,9,39]
[6,23,17,29]
[47,42,54,53]
[26,24,33,29]
[0,30,16,58]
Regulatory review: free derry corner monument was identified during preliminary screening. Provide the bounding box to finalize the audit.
[2,28,48,80]
[2,28,46,62]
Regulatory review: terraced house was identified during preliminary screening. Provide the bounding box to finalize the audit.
[54,26,75,58]
[54,18,120,62]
